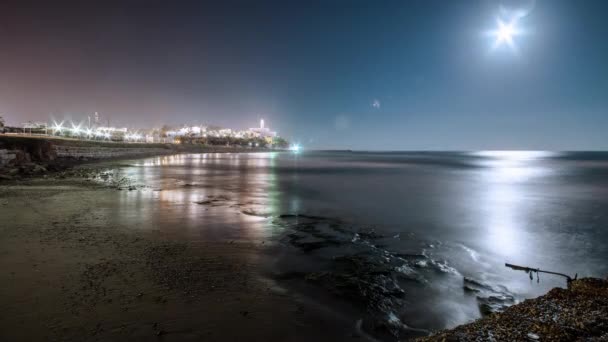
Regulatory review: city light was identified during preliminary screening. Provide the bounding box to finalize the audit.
[125,132,143,142]
[13,116,290,149]
[290,144,301,153]
[70,122,82,136]
[52,120,64,134]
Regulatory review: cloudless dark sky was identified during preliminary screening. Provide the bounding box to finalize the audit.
[1,0,607,150]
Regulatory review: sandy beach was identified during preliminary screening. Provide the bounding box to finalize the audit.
[0,166,357,341]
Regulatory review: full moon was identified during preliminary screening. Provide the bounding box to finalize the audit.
[496,20,516,44]
[488,17,523,51]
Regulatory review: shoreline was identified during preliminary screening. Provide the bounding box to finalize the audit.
[2,151,607,341]
[0,134,285,180]
[0,171,358,341]
[417,277,608,341]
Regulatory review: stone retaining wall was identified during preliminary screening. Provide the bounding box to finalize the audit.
[0,144,172,167]
[0,149,18,166]
[52,145,172,159]
[0,135,281,172]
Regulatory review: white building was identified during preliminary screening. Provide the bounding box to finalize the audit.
[218,128,232,137]
[249,119,277,138]
[173,125,207,137]
[96,126,127,133]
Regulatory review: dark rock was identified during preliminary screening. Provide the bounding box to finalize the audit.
[241,208,272,217]
[463,285,480,294]
[357,229,384,240]
[33,164,47,173]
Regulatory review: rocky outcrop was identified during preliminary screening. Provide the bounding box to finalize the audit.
[0,149,18,166]
[417,278,608,341]
[0,137,56,166]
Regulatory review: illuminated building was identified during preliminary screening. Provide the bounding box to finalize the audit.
[249,118,277,138]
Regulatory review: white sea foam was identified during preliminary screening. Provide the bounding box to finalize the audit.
[395,264,416,276]
[459,244,479,262]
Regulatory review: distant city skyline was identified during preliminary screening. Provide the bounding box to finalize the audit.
[1,0,607,150]
[9,111,279,137]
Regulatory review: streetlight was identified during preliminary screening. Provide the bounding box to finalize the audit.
[71,122,82,137]
[52,121,64,136]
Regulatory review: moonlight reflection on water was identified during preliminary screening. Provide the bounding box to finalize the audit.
[98,151,607,333]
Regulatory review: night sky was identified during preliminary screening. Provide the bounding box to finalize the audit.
[1,0,607,150]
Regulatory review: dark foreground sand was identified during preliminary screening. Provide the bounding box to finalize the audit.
[0,173,358,341]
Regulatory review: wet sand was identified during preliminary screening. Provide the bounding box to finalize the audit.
[0,171,358,341]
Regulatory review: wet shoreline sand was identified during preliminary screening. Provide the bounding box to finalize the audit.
[0,170,358,341]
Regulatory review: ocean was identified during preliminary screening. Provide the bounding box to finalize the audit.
[105,151,608,339]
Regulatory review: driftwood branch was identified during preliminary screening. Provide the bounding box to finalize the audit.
[505,263,577,283]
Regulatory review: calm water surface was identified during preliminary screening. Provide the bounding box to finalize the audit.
[101,151,608,337]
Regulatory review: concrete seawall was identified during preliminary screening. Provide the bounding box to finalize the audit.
[52,145,173,159]
[0,135,279,172]
[0,136,173,167]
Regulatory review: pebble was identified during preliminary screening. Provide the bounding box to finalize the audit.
[418,278,608,341]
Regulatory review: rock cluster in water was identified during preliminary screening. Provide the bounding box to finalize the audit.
[273,214,442,339]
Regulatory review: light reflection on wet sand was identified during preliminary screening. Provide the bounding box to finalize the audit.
[108,153,283,242]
